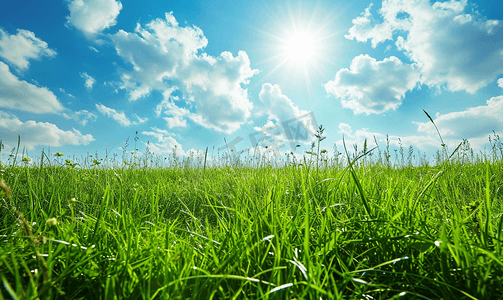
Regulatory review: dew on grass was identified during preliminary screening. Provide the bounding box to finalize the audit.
[269,283,293,294]
[392,256,409,264]
[262,235,274,242]
[352,278,368,284]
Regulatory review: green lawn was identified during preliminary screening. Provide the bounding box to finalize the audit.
[1,137,503,299]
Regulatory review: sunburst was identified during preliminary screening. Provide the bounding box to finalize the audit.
[255,3,339,95]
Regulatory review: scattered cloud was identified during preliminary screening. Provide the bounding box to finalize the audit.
[95,103,147,126]
[80,72,96,90]
[0,28,56,71]
[89,46,99,53]
[141,127,185,156]
[498,78,503,89]
[66,0,123,38]
[0,110,94,151]
[111,12,258,134]
[62,109,98,126]
[0,62,64,113]
[346,0,503,93]
[59,88,75,98]
[324,54,420,115]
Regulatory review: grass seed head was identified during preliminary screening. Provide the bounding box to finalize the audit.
[46,218,58,226]
[0,178,11,200]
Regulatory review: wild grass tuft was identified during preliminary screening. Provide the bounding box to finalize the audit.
[0,130,503,299]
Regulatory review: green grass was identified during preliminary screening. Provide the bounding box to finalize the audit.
[1,136,503,299]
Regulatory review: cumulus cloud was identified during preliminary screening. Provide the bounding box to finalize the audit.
[498,78,503,89]
[252,83,318,150]
[0,111,94,151]
[141,127,185,156]
[111,12,258,134]
[0,28,56,71]
[95,103,147,126]
[80,72,96,90]
[324,54,420,114]
[346,0,503,93]
[66,0,123,38]
[0,62,64,113]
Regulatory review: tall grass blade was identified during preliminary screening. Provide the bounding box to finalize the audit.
[342,137,373,217]
[91,184,111,243]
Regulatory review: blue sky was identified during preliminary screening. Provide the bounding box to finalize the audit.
[1,0,503,164]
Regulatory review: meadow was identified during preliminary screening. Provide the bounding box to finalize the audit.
[1,127,503,299]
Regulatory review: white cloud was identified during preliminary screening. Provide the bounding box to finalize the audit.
[332,123,435,160]
[258,83,309,125]
[346,0,503,93]
[338,123,353,136]
[80,72,96,90]
[345,3,393,48]
[415,96,503,141]
[324,54,420,114]
[0,111,94,151]
[0,28,56,71]
[498,78,503,89]
[141,127,185,156]
[252,83,318,150]
[111,12,258,134]
[95,103,147,127]
[0,62,64,113]
[62,109,97,125]
[164,109,188,128]
[334,123,383,147]
[66,0,123,38]
[337,97,503,156]
[59,88,75,98]
[155,89,189,128]
[89,46,99,53]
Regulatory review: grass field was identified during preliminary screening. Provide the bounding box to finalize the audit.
[1,131,503,299]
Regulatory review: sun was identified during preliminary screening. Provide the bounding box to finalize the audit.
[283,31,317,65]
[254,3,340,92]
